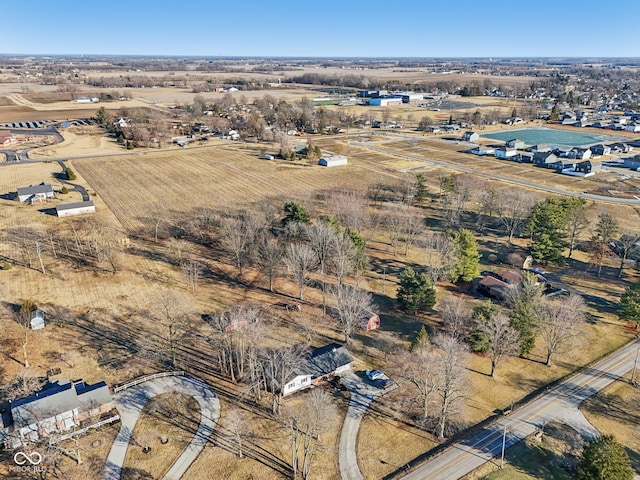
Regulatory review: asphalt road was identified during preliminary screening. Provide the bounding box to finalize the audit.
[354,142,640,206]
[103,375,219,480]
[400,338,640,480]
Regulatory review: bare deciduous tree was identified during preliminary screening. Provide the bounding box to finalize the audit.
[181,259,204,293]
[306,223,338,309]
[420,232,458,283]
[616,231,640,278]
[254,235,284,292]
[479,313,521,377]
[149,290,194,368]
[439,295,473,340]
[433,334,470,439]
[261,344,307,415]
[285,243,318,300]
[537,295,586,366]
[330,233,356,288]
[497,188,535,242]
[284,389,336,480]
[331,284,375,344]
[402,348,440,421]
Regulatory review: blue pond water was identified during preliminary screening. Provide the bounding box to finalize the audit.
[481,127,623,148]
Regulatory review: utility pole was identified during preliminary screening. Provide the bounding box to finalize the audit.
[631,337,640,386]
[500,425,507,469]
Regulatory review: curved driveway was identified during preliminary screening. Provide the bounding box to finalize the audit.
[339,372,385,480]
[103,375,220,480]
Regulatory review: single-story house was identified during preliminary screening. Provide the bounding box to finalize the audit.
[16,183,55,204]
[279,344,354,396]
[462,131,479,142]
[626,123,640,133]
[506,139,525,149]
[56,201,96,218]
[495,147,518,159]
[427,127,441,133]
[319,155,348,167]
[590,144,611,157]
[574,160,602,176]
[30,310,45,330]
[442,124,460,132]
[6,379,115,448]
[470,145,494,156]
[533,152,559,167]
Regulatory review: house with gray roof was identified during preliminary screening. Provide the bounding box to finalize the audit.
[277,343,355,396]
[533,152,559,168]
[16,183,54,204]
[4,379,115,448]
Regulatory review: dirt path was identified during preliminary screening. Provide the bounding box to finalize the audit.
[103,375,220,480]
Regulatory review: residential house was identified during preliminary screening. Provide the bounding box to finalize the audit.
[549,160,575,172]
[16,183,55,204]
[533,152,559,167]
[625,123,640,133]
[113,118,129,129]
[568,148,592,160]
[623,155,640,170]
[506,139,525,149]
[574,160,602,176]
[5,379,115,448]
[0,130,16,146]
[530,144,551,154]
[511,153,532,163]
[495,147,517,159]
[442,124,460,132]
[279,344,354,396]
[470,145,494,156]
[590,144,611,157]
[610,143,633,154]
[461,131,479,142]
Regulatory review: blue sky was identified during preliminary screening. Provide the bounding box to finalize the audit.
[2,0,639,57]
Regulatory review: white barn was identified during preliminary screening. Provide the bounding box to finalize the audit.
[319,155,348,167]
[56,201,96,218]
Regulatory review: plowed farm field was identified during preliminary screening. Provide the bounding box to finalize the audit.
[73,145,377,233]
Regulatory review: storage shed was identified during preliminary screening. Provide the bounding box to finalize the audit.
[56,201,96,218]
[319,155,348,167]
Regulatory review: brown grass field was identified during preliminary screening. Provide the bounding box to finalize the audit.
[1,134,640,479]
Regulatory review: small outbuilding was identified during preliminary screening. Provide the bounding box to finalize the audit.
[30,310,45,330]
[56,201,96,218]
[319,155,348,167]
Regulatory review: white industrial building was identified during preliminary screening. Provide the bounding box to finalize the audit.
[319,155,348,167]
[56,201,96,218]
[369,97,403,107]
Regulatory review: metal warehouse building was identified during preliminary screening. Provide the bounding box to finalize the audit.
[319,155,348,167]
[56,201,96,217]
[369,97,403,107]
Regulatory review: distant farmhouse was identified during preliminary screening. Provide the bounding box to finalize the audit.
[1,379,116,448]
[16,183,54,204]
[56,201,96,218]
[0,130,16,146]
